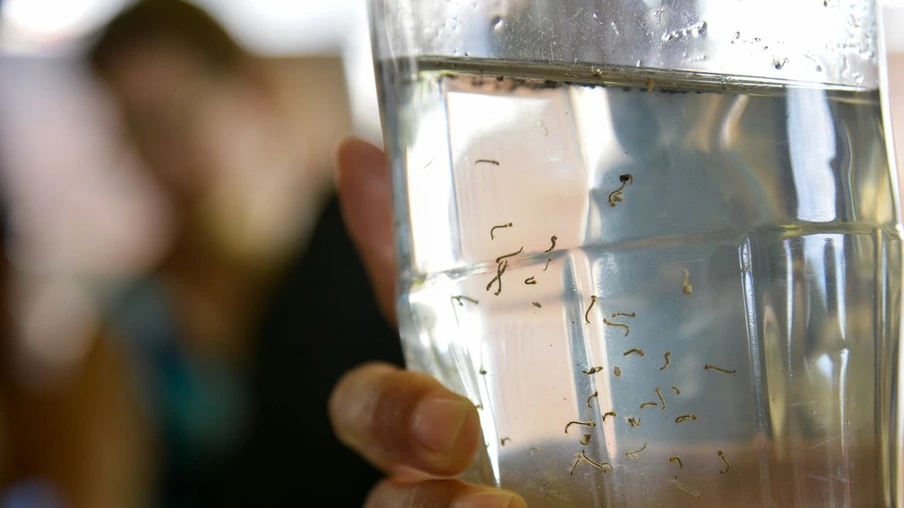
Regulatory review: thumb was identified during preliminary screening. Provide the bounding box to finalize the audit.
[336,137,397,325]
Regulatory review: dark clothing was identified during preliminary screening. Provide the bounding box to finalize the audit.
[226,196,404,507]
[109,196,404,507]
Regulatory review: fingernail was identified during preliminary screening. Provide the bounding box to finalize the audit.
[453,492,524,508]
[412,396,468,454]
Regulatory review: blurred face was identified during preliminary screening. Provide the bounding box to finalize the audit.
[103,41,260,209]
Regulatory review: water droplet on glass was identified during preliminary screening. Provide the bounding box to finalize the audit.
[636,60,643,67]
[661,20,707,42]
[652,8,666,25]
[492,16,504,31]
[773,57,789,70]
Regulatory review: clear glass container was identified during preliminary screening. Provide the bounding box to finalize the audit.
[369,1,902,506]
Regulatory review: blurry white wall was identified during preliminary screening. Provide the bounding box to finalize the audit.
[0,0,382,143]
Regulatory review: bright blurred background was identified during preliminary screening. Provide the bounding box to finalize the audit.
[0,0,901,506]
[0,0,384,381]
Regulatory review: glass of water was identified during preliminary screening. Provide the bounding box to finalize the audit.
[369,0,902,506]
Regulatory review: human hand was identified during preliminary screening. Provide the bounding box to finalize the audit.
[330,139,526,507]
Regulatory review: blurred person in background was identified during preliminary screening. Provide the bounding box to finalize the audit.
[85,0,402,506]
[0,187,150,508]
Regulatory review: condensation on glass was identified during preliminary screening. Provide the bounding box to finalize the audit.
[372,0,881,89]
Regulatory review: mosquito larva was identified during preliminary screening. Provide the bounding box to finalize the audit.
[489,222,512,240]
[580,450,613,473]
[485,271,499,291]
[603,318,631,336]
[675,414,698,423]
[623,348,645,357]
[718,450,731,474]
[611,311,636,318]
[494,260,508,296]
[544,235,558,253]
[607,173,634,207]
[476,158,500,166]
[485,260,508,295]
[564,420,597,434]
[500,437,511,446]
[584,295,597,324]
[614,366,622,377]
[704,364,737,375]
[582,367,603,375]
[628,417,641,427]
[529,447,543,456]
[524,276,538,285]
[660,351,671,371]
[451,295,479,306]
[602,411,617,422]
[580,434,592,445]
[669,456,683,469]
[625,442,647,459]
[655,387,667,412]
[493,263,505,296]
[671,477,702,499]
[495,246,524,264]
[532,302,542,308]
[682,268,693,295]
[587,391,599,407]
[568,455,582,475]
[639,401,658,410]
[671,385,681,395]
[542,257,552,271]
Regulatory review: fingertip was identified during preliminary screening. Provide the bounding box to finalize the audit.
[365,479,526,508]
[452,492,528,508]
[332,136,397,323]
[336,137,387,190]
[329,366,481,476]
[328,362,399,448]
[409,392,481,475]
